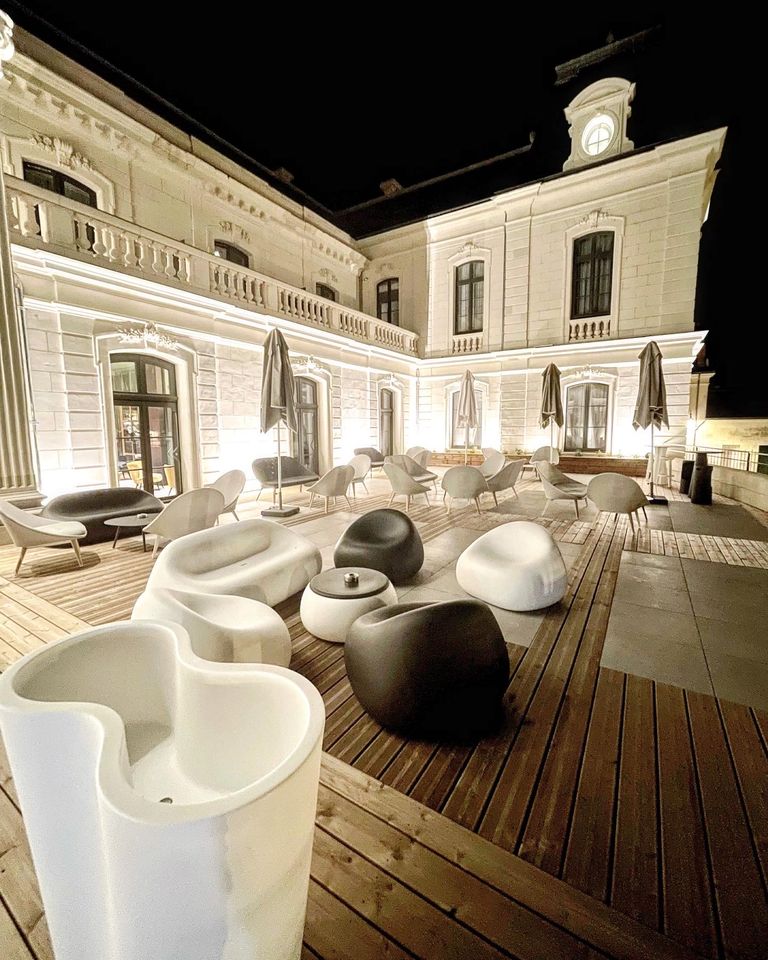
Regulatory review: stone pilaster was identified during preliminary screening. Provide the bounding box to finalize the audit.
[1,10,41,504]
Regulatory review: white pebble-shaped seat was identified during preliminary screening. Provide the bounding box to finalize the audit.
[132,586,291,666]
[146,518,321,607]
[456,520,567,611]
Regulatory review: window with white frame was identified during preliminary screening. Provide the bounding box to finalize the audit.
[564,382,609,452]
[450,389,483,447]
[571,232,614,319]
[454,260,484,334]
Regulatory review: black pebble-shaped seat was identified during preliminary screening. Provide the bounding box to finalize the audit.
[40,487,163,545]
[345,599,509,737]
[333,508,423,583]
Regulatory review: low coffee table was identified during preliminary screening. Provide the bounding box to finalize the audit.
[299,567,398,644]
[104,514,154,552]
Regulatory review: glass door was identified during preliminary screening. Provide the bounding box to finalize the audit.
[111,354,182,496]
[294,377,319,474]
[564,382,609,452]
[379,389,394,457]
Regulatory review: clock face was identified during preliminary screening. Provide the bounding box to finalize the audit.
[582,114,616,156]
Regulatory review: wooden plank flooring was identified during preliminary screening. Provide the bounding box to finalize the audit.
[1,484,767,958]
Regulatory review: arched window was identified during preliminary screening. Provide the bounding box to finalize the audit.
[376,278,399,325]
[316,283,337,302]
[110,354,182,496]
[454,260,484,334]
[379,388,395,457]
[571,232,614,319]
[293,377,320,475]
[213,240,249,267]
[564,382,609,452]
[22,161,97,208]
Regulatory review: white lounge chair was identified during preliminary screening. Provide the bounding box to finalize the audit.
[307,465,355,513]
[479,451,507,479]
[486,458,526,505]
[522,445,560,479]
[0,498,87,576]
[536,461,588,518]
[587,473,649,531]
[207,469,246,521]
[146,518,322,607]
[348,454,371,497]
[383,462,430,512]
[144,488,224,557]
[132,586,291,666]
[442,465,488,516]
[385,454,438,494]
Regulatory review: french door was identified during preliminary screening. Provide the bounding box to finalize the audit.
[564,382,609,452]
[111,354,182,496]
[294,377,319,474]
[380,389,394,457]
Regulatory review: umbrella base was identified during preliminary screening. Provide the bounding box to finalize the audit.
[648,496,669,505]
[261,506,300,518]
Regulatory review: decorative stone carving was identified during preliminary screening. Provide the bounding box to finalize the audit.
[218,220,251,242]
[29,134,93,171]
[204,182,265,219]
[118,323,179,351]
[318,267,338,283]
[0,9,14,81]
[577,209,610,228]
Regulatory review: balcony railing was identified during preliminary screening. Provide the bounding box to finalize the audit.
[451,332,483,355]
[569,317,611,341]
[6,180,419,357]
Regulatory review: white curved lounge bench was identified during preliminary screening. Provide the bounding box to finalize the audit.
[147,518,321,607]
[0,620,324,960]
[456,520,567,611]
[132,586,291,666]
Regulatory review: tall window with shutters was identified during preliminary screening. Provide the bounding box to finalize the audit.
[571,232,614,319]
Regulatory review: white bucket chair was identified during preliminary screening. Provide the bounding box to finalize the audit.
[479,450,507,480]
[536,461,589,518]
[442,465,488,516]
[405,446,426,461]
[207,469,246,521]
[383,462,430,512]
[307,465,355,513]
[486,458,526,505]
[522,445,560,479]
[144,488,224,557]
[385,454,438,494]
[348,454,371,497]
[0,499,87,576]
[587,473,649,531]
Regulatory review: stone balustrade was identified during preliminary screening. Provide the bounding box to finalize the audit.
[569,317,611,341]
[6,179,419,356]
[451,332,484,354]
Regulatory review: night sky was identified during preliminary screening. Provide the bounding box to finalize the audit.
[3,4,763,416]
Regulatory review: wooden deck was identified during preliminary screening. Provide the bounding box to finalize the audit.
[1,485,767,958]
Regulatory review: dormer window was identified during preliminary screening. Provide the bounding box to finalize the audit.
[563,78,635,171]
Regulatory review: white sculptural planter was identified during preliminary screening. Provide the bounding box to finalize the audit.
[0,620,325,960]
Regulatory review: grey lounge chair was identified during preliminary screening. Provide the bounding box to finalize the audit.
[307,465,355,513]
[536,461,588,518]
[486,458,526,505]
[442,465,488,516]
[587,473,649,530]
[385,454,438,494]
[383,463,430,512]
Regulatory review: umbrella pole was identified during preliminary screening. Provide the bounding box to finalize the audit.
[550,420,554,463]
[465,427,469,466]
[276,420,283,511]
[649,421,655,500]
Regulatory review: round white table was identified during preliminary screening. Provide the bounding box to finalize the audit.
[104,514,154,552]
[300,567,397,644]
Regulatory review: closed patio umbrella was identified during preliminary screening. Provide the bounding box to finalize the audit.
[456,370,479,465]
[260,328,299,518]
[540,364,563,463]
[633,340,668,503]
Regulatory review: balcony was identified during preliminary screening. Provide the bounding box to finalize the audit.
[569,316,611,341]
[5,179,419,357]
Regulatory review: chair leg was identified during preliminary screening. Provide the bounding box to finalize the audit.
[512,486,519,498]
[362,480,369,493]
[71,539,83,568]
[629,512,635,532]
[324,498,329,514]
[492,491,499,506]
[423,492,430,506]
[574,500,580,518]
[475,497,481,516]
[152,536,162,558]
[14,548,27,576]
[406,495,411,512]
[642,506,648,521]
[389,492,395,506]
[344,496,352,509]
[232,510,240,521]
[255,487,262,501]
[446,496,452,516]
